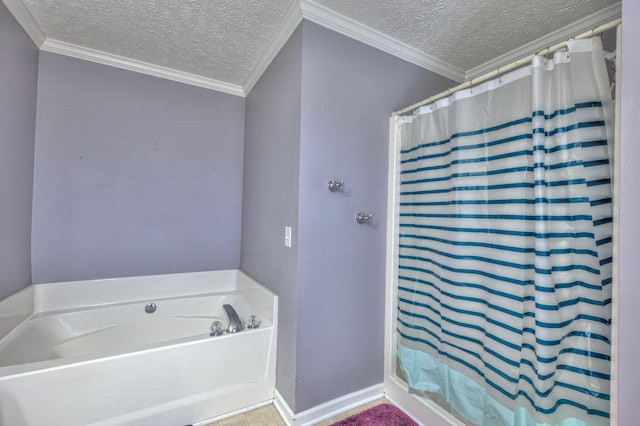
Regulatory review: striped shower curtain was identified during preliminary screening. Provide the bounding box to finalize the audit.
[395,37,613,426]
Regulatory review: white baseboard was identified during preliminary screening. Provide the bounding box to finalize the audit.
[273,389,296,426]
[274,384,384,426]
[384,375,459,426]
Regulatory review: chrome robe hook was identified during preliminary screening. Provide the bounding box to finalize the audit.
[356,212,373,224]
[328,179,344,192]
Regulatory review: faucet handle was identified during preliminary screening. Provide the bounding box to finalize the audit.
[210,320,224,336]
[247,315,261,329]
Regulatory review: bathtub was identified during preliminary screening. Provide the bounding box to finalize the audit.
[0,270,277,426]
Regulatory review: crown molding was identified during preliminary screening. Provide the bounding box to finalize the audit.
[7,0,621,97]
[2,0,45,47]
[243,1,303,95]
[465,1,622,80]
[299,0,465,83]
[40,39,245,97]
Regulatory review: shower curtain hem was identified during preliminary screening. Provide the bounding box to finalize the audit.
[398,344,602,426]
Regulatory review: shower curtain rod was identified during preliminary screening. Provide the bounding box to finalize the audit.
[392,17,621,116]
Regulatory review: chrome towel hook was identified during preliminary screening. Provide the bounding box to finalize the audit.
[356,212,373,224]
[327,179,344,192]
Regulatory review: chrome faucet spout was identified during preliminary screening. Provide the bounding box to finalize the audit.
[223,304,244,333]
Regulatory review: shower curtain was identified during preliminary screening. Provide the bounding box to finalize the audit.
[395,37,613,426]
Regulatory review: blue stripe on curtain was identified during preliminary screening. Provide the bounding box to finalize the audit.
[396,57,613,426]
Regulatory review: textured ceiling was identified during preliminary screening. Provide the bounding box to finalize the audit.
[314,0,617,71]
[14,0,619,93]
[20,0,298,86]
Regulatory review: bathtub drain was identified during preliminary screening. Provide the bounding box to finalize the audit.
[145,303,157,313]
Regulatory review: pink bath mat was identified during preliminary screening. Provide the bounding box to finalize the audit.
[332,403,418,426]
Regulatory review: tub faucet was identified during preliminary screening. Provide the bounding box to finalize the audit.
[223,304,244,333]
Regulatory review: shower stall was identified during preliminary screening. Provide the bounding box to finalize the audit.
[384,23,620,426]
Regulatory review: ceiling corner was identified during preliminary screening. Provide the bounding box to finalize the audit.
[3,0,46,47]
[299,0,465,83]
[243,0,303,95]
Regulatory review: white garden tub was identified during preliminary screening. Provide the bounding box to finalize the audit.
[0,270,277,426]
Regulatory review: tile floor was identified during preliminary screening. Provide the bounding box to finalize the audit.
[204,404,285,426]
[204,398,389,426]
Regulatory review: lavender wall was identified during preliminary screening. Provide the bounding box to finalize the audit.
[0,3,38,299]
[32,52,245,283]
[241,26,302,408]
[294,22,454,411]
[618,2,640,423]
[241,20,453,412]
